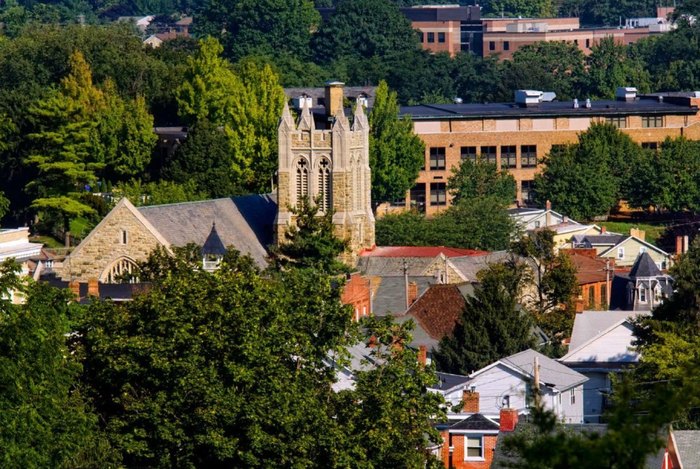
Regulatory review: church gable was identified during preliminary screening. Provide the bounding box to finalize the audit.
[59,198,170,282]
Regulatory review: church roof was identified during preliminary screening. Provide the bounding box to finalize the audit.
[361,246,488,258]
[201,222,227,256]
[629,252,662,278]
[138,194,277,268]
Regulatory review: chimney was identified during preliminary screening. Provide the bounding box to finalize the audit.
[575,297,584,313]
[630,228,645,241]
[418,345,427,366]
[684,235,689,254]
[545,200,552,226]
[408,282,418,305]
[325,81,345,117]
[69,280,80,299]
[87,278,99,297]
[462,389,479,413]
[601,226,607,234]
[500,408,519,432]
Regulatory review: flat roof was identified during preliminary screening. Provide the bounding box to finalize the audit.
[400,97,698,120]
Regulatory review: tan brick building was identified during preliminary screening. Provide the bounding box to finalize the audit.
[395,90,700,216]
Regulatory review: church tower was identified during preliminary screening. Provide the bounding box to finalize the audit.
[276,81,375,265]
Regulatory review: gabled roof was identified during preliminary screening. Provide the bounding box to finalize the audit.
[629,252,662,278]
[579,234,626,246]
[565,252,610,285]
[450,413,500,432]
[473,349,587,391]
[370,276,434,317]
[361,246,487,258]
[138,194,277,268]
[433,372,471,391]
[449,251,512,281]
[402,283,473,347]
[599,235,670,259]
[672,430,700,469]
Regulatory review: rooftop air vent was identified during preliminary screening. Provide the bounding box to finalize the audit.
[515,89,543,107]
[615,87,638,102]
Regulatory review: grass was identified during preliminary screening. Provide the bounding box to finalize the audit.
[69,216,92,239]
[599,221,665,246]
[29,235,64,249]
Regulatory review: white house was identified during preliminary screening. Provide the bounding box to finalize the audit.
[435,349,588,424]
[0,228,42,303]
[560,310,649,423]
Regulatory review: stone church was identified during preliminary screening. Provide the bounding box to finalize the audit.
[58,82,375,282]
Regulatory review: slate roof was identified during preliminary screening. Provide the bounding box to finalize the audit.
[673,430,700,468]
[449,251,511,281]
[371,276,434,316]
[629,252,662,278]
[357,256,436,276]
[450,413,500,431]
[138,194,277,268]
[578,234,626,246]
[495,349,588,391]
[362,246,487,258]
[405,283,471,340]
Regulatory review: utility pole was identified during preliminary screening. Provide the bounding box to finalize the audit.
[403,258,410,310]
[604,259,614,309]
[533,356,541,407]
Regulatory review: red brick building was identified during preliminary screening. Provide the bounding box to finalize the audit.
[340,272,371,321]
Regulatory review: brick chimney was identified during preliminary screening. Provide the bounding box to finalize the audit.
[545,200,552,226]
[418,345,427,366]
[87,278,99,297]
[676,235,683,255]
[325,81,345,118]
[601,226,607,234]
[575,297,584,313]
[499,407,519,432]
[69,280,80,299]
[408,281,418,305]
[630,228,645,241]
[462,389,479,413]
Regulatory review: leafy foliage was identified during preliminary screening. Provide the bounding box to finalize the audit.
[448,157,516,206]
[434,260,535,375]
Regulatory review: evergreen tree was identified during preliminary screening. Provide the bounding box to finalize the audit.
[368,81,425,211]
[434,261,535,375]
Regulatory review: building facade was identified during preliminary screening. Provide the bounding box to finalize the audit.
[276,82,375,264]
[397,90,700,216]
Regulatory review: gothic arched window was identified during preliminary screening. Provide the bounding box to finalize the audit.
[318,158,332,212]
[356,160,363,210]
[295,158,309,208]
[350,156,358,210]
[104,257,139,283]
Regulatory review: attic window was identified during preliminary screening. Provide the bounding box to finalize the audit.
[617,247,624,259]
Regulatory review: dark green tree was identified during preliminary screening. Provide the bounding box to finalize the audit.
[313,0,420,63]
[193,0,319,61]
[435,197,516,251]
[268,196,348,274]
[483,0,555,17]
[369,81,425,211]
[585,37,651,99]
[162,119,243,198]
[434,260,535,375]
[447,157,516,206]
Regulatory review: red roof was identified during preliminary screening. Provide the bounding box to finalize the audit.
[405,284,467,340]
[360,246,488,258]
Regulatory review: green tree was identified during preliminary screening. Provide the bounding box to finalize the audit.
[114,179,205,206]
[435,197,516,251]
[269,196,348,274]
[585,37,651,99]
[375,210,433,247]
[162,119,243,198]
[434,260,535,375]
[484,0,555,17]
[313,0,420,63]
[335,316,445,468]
[0,192,8,221]
[447,157,516,206]
[369,81,425,211]
[194,0,319,61]
[0,260,116,467]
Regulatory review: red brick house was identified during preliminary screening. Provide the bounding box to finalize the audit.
[340,272,371,321]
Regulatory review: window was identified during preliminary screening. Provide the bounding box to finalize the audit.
[501,145,517,168]
[641,142,659,151]
[521,145,537,168]
[606,116,627,129]
[318,158,332,212]
[429,147,446,170]
[418,31,424,43]
[427,32,435,43]
[461,146,477,162]
[521,180,535,203]
[105,257,139,284]
[120,229,128,245]
[489,41,495,51]
[639,287,647,303]
[438,32,446,43]
[588,286,595,308]
[642,115,664,128]
[570,389,576,405]
[534,221,541,229]
[617,247,625,259]
[410,183,426,213]
[502,395,510,408]
[465,436,484,460]
[295,158,309,208]
[503,40,510,50]
[639,246,646,254]
[601,283,608,308]
[573,39,579,46]
[430,183,447,206]
[585,38,591,48]
[481,146,497,165]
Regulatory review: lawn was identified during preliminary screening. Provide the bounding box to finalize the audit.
[599,221,665,246]
[29,235,64,249]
